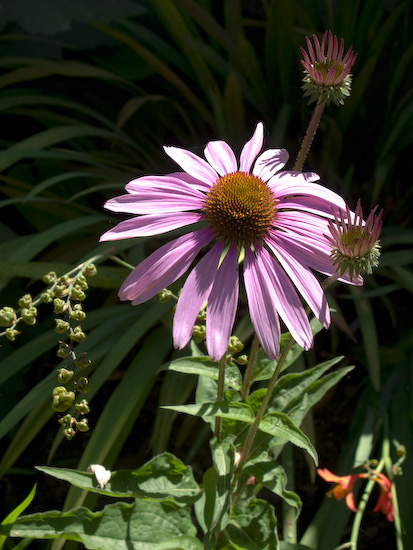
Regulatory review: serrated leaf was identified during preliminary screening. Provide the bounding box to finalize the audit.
[259,413,318,465]
[165,357,242,390]
[162,402,255,424]
[0,500,197,550]
[38,453,200,505]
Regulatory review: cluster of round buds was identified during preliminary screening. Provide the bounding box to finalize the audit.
[326,200,382,281]
[48,264,97,439]
[301,30,357,106]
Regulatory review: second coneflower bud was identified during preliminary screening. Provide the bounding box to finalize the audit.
[301,30,357,106]
[326,200,383,281]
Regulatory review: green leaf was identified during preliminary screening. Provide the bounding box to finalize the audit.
[258,413,318,465]
[162,402,255,424]
[203,437,235,549]
[0,500,197,550]
[245,458,302,515]
[0,484,36,550]
[38,452,200,505]
[224,499,278,550]
[165,357,242,390]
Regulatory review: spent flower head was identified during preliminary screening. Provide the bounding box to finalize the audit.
[101,123,360,361]
[301,30,357,105]
[327,199,382,281]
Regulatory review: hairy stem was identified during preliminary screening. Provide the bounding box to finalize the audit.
[294,99,326,171]
[240,334,260,399]
[214,354,227,441]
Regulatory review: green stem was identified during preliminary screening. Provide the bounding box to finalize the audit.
[214,354,227,441]
[293,99,326,172]
[235,336,295,473]
[240,335,260,399]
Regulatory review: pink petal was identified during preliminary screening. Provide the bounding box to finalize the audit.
[206,245,239,361]
[243,247,280,359]
[252,148,289,181]
[270,173,346,210]
[204,140,237,176]
[265,234,330,328]
[126,173,207,194]
[279,195,345,218]
[173,242,225,351]
[163,146,218,186]
[259,248,313,350]
[100,212,203,240]
[118,228,213,304]
[239,122,264,172]
[103,191,204,214]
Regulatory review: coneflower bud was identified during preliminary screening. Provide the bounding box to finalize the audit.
[327,200,382,281]
[301,30,357,106]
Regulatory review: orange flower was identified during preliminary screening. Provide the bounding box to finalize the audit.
[373,473,394,522]
[318,468,395,522]
[317,468,365,512]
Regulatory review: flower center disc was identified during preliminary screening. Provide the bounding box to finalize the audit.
[203,172,277,245]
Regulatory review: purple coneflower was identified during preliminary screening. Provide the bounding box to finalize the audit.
[101,123,360,361]
[301,30,357,105]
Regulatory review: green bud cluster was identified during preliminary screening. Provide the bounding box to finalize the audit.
[158,288,173,303]
[0,259,98,439]
[0,307,16,327]
[70,304,86,321]
[21,306,37,325]
[228,336,244,354]
[192,325,206,344]
[52,387,76,412]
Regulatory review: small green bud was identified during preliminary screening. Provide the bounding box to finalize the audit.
[396,444,407,457]
[18,294,32,308]
[70,326,87,343]
[197,310,206,321]
[192,325,206,343]
[71,285,86,301]
[84,263,97,277]
[76,273,88,290]
[75,399,90,414]
[60,275,71,285]
[53,298,67,314]
[5,328,20,341]
[21,307,37,325]
[54,284,68,298]
[40,289,55,303]
[74,352,91,369]
[42,271,57,284]
[76,376,90,394]
[58,414,73,427]
[76,419,89,432]
[57,368,74,383]
[158,288,172,303]
[236,354,249,365]
[55,319,70,334]
[52,386,75,412]
[70,304,86,321]
[0,307,16,327]
[228,336,244,354]
[62,427,76,440]
[57,342,71,358]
